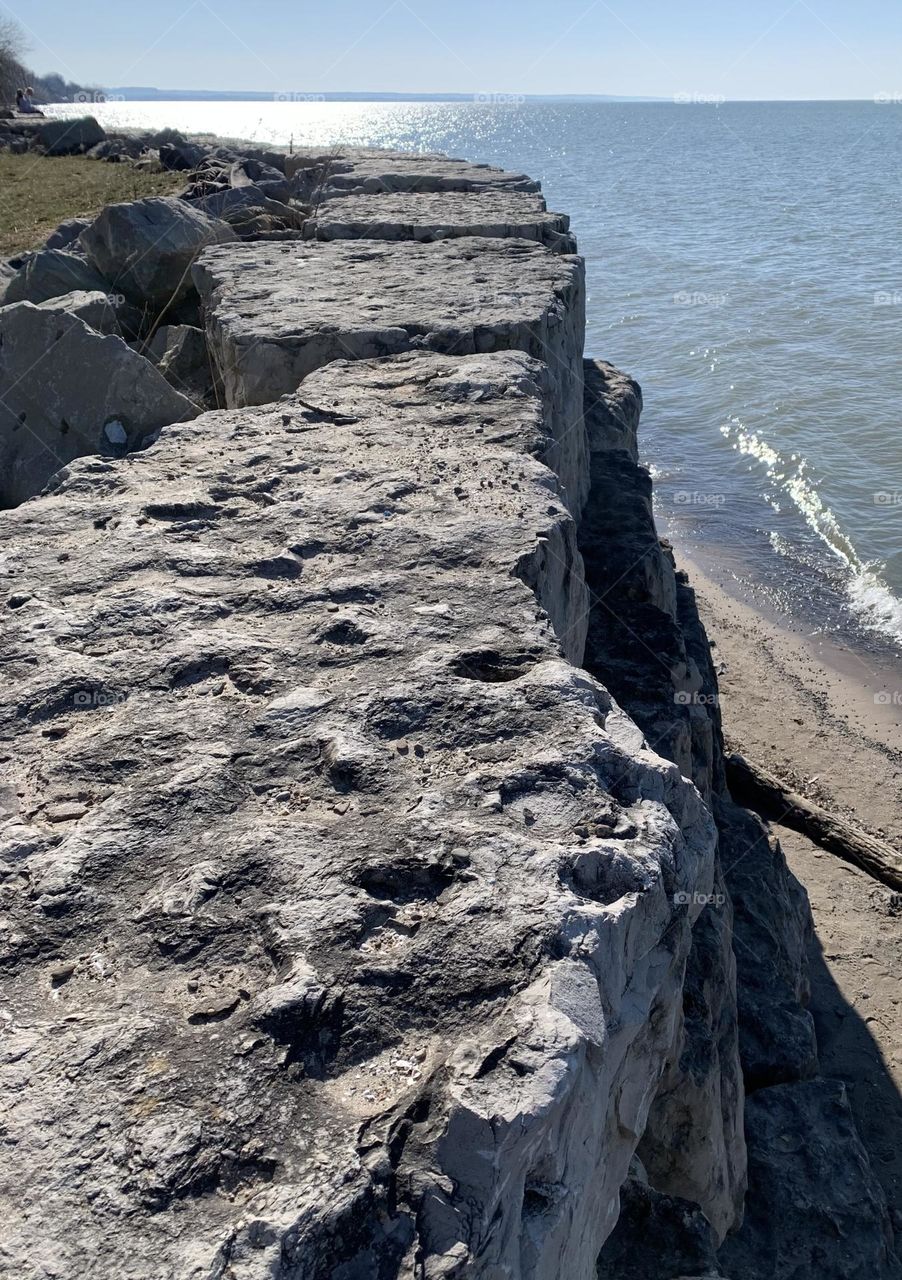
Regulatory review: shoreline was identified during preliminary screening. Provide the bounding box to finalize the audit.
[674,541,902,1219]
[673,538,902,846]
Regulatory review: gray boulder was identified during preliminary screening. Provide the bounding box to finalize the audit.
[191,186,301,225]
[596,1175,721,1278]
[79,198,236,307]
[0,301,197,506]
[38,115,106,156]
[86,137,144,162]
[145,323,212,401]
[4,250,109,305]
[35,288,144,339]
[131,149,163,172]
[43,217,92,251]
[0,260,15,305]
[230,157,290,203]
[0,349,718,1277]
[159,139,209,170]
[718,1079,901,1279]
[192,238,588,512]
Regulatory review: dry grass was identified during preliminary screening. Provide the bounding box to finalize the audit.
[0,153,184,256]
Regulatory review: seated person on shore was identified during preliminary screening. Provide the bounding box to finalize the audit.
[15,88,43,115]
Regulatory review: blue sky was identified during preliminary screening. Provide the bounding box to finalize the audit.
[10,0,902,99]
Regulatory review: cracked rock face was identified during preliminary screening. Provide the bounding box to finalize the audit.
[193,237,587,513]
[0,350,717,1279]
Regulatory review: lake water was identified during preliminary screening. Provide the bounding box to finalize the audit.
[47,99,902,652]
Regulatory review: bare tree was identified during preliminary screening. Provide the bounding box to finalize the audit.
[0,17,29,106]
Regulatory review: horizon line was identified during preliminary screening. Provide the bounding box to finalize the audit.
[79,89,902,105]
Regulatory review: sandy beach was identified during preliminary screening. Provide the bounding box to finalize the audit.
[680,550,902,1222]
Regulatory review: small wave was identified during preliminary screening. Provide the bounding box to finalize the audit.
[723,417,902,644]
[847,570,902,640]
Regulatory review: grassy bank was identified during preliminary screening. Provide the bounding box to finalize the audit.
[0,153,184,256]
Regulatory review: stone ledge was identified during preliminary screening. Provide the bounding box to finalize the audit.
[304,190,575,252]
[193,236,588,512]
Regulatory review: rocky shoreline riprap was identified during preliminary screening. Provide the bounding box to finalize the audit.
[0,127,898,1279]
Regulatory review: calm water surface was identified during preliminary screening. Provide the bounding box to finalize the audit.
[48,100,902,651]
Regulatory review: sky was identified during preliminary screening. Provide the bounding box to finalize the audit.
[9,0,902,100]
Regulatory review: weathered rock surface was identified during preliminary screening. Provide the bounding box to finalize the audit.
[230,156,291,204]
[193,237,588,513]
[0,349,719,1278]
[4,249,109,305]
[716,798,819,1091]
[0,302,197,506]
[577,359,746,1241]
[34,288,143,338]
[288,149,540,199]
[190,185,300,226]
[718,1080,900,1279]
[80,197,236,307]
[305,191,575,251]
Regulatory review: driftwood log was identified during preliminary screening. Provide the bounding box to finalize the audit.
[726,752,902,893]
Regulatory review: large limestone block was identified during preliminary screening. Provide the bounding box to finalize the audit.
[0,302,197,506]
[290,149,540,198]
[193,236,588,512]
[306,190,574,251]
[0,351,716,1279]
[79,197,236,306]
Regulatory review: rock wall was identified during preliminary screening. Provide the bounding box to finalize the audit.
[0,144,896,1279]
[579,360,900,1279]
